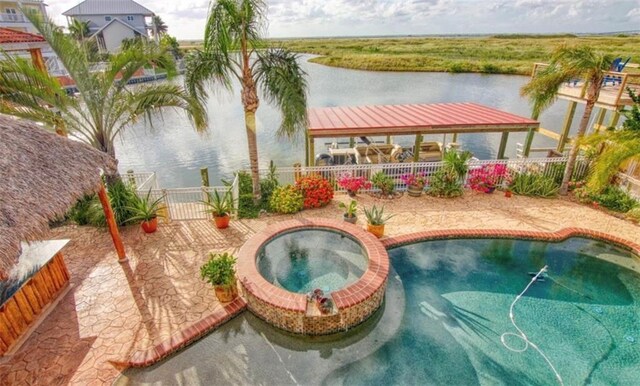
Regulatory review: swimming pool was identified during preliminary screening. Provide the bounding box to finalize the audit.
[119,236,640,385]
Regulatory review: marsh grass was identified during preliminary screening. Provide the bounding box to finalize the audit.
[264,35,640,75]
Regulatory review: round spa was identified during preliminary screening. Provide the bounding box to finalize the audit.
[237,219,389,335]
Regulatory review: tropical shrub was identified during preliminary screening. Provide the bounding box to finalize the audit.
[468,164,510,193]
[200,252,236,286]
[371,171,395,195]
[260,161,279,208]
[427,150,472,197]
[269,185,304,214]
[67,195,106,226]
[588,186,638,212]
[337,173,371,193]
[296,175,334,209]
[509,172,559,197]
[234,171,261,218]
[67,179,140,226]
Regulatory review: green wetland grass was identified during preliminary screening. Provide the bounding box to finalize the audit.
[267,35,640,75]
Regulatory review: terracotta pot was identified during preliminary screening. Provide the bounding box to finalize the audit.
[214,279,238,303]
[367,223,385,238]
[504,190,512,198]
[343,213,357,224]
[347,190,357,198]
[407,184,424,197]
[141,217,158,233]
[213,214,230,229]
[485,186,496,194]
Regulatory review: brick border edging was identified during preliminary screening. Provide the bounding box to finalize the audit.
[112,297,246,368]
[236,218,389,334]
[381,227,640,256]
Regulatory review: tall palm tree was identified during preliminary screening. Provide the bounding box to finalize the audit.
[521,45,614,195]
[68,18,90,40]
[0,11,206,181]
[151,15,168,37]
[580,89,640,191]
[184,0,308,200]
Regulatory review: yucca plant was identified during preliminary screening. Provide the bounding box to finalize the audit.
[126,189,166,222]
[201,190,235,217]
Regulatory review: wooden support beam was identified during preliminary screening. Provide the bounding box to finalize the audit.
[413,134,422,162]
[536,127,562,141]
[349,137,355,147]
[609,110,621,128]
[29,49,46,74]
[305,131,310,167]
[97,184,127,263]
[308,136,315,167]
[386,135,391,145]
[593,108,607,132]
[497,132,509,159]
[557,101,578,153]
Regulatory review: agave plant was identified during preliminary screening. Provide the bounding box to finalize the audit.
[126,189,166,223]
[363,205,395,226]
[202,189,235,217]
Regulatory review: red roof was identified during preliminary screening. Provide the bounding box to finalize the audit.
[0,27,46,44]
[307,102,539,137]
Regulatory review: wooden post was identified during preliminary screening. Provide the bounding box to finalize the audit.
[305,130,310,166]
[593,108,607,132]
[386,135,391,145]
[452,133,458,143]
[557,101,578,153]
[293,162,302,181]
[308,135,315,167]
[126,170,136,188]
[200,167,210,187]
[349,137,355,147]
[97,184,127,263]
[413,133,422,162]
[608,109,621,128]
[29,48,46,74]
[497,132,509,159]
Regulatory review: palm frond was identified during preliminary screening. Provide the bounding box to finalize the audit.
[184,49,235,104]
[254,48,308,138]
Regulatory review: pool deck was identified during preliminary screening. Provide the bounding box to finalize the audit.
[1,192,639,385]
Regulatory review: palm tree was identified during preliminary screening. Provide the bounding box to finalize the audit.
[68,18,90,40]
[521,45,614,195]
[151,15,168,37]
[0,11,206,181]
[580,89,640,191]
[184,0,308,200]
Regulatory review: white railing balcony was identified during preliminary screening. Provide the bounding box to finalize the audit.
[0,14,26,23]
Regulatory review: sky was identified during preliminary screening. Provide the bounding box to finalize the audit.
[48,0,640,40]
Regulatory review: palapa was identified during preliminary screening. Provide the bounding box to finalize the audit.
[0,115,117,280]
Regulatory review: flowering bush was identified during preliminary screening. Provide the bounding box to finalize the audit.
[400,172,427,187]
[467,164,510,193]
[269,185,304,214]
[296,174,334,209]
[337,173,371,194]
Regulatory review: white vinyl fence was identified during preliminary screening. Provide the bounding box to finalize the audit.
[253,157,589,193]
[124,171,239,221]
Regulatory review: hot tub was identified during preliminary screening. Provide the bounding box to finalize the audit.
[237,219,389,335]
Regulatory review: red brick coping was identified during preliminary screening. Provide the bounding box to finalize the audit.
[236,218,389,334]
[381,227,640,256]
[115,297,246,368]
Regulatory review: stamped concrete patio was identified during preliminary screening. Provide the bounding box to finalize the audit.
[1,193,639,385]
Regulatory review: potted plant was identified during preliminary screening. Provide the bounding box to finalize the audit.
[202,189,234,229]
[126,189,166,234]
[401,172,427,197]
[363,205,395,238]
[200,252,238,302]
[468,164,510,193]
[337,173,371,197]
[338,200,358,224]
[371,171,395,197]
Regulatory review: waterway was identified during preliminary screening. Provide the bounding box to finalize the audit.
[118,55,586,188]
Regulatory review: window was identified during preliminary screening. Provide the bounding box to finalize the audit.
[126,15,134,21]
[5,8,18,21]
[105,16,112,21]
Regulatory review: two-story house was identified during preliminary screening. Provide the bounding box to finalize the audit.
[63,0,155,53]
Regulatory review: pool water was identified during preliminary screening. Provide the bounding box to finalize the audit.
[119,237,640,385]
[256,229,368,294]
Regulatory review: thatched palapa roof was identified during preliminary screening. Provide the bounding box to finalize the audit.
[0,115,117,280]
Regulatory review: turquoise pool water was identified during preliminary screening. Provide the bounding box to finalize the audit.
[119,237,640,385]
[256,229,368,294]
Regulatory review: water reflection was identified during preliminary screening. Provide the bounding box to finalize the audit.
[117,55,577,187]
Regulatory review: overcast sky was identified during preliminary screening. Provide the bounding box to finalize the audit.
[48,0,640,40]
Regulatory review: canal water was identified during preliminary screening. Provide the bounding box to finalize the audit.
[117,55,584,188]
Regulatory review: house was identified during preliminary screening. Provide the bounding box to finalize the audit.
[0,0,47,34]
[62,0,155,53]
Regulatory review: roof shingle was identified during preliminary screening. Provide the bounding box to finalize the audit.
[0,28,45,44]
[63,0,154,16]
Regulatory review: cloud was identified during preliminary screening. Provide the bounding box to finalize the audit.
[45,0,640,40]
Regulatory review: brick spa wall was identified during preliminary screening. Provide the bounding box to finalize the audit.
[237,218,389,335]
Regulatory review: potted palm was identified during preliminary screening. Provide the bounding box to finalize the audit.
[202,190,234,229]
[401,172,427,197]
[126,190,166,233]
[200,252,238,302]
[338,200,358,224]
[363,205,395,238]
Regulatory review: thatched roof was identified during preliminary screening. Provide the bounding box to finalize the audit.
[0,115,117,280]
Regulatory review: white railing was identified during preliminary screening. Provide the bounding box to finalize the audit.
[252,157,589,193]
[125,172,239,221]
[619,173,640,199]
